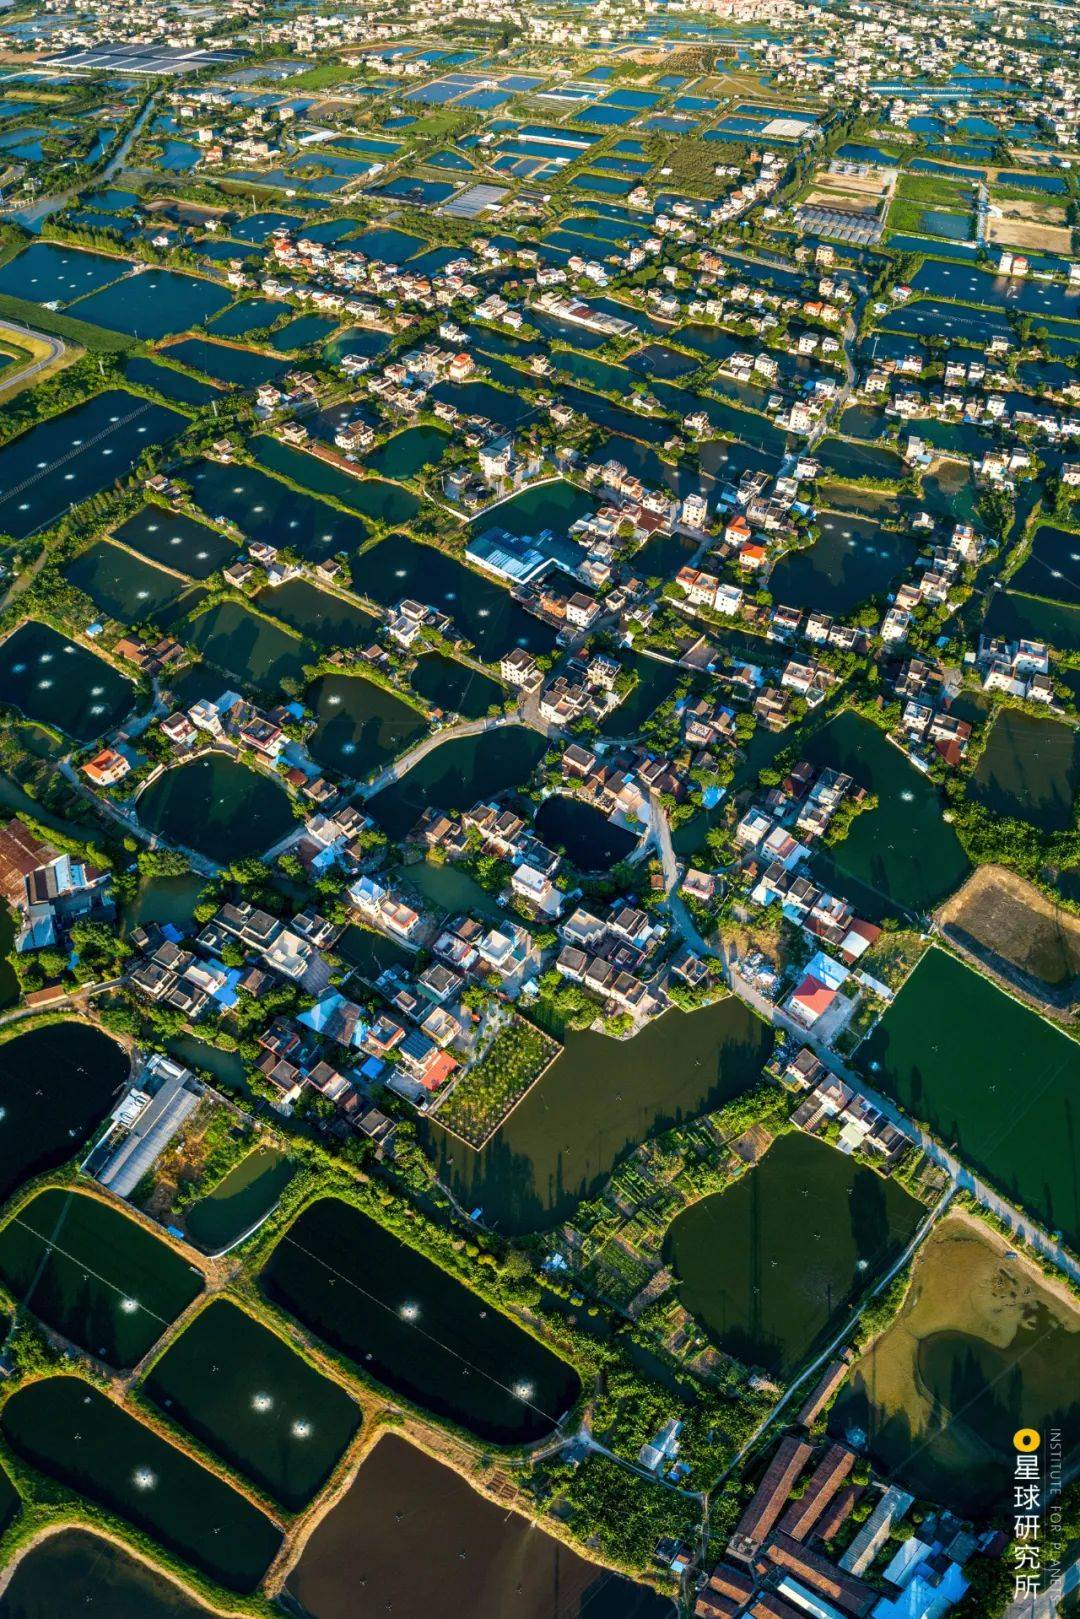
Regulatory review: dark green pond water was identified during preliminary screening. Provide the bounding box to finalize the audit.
[287,1433,674,1619]
[145,1298,360,1511]
[797,710,970,920]
[65,539,186,622]
[1010,524,1080,609]
[0,1188,203,1368]
[189,456,369,560]
[2,1378,281,1591]
[983,589,1080,656]
[0,1530,213,1619]
[0,1022,128,1205]
[137,753,295,863]
[768,511,917,616]
[665,1131,922,1378]
[306,672,427,779]
[354,534,555,661]
[409,654,504,719]
[534,793,639,871]
[366,424,450,480]
[162,338,285,388]
[257,577,377,648]
[262,1197,580,1445]
[425,999,773,1235]
[253,435,421,528]
[367,725,547,841]
[182,598,308,693]
[967,707,1080,833]
[185,1145,294,1254]
[109,504,237,579]
[862,948,1080,1250]
[0,619,135,740]
[66,268,234,339]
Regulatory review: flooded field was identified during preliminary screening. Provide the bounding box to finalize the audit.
[665,1131,922,1378]
[367,725,547,841]
[0,1530,214,1619]
[830,1215,1080,1513]
[144,1299,360,1510]
[109,504,237,579]
[0,1022,128,1204]
[0,390,185,539]
[798,710,969,919]
[1,1378,282,1591]
[0,1188,203,1367]
[425,998,773,1235]
[861,948,1080,1249]
[137,754,295,863]
[184,1145,295,1253]
[967,707,1080,833]
[306,672,427,778]
[262,1197,580,1445]
[286,1433,674,1619]
[534,794,639,871]
[0,619,135,739]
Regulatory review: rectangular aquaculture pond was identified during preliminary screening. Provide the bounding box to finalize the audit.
[143,1299,360,1510]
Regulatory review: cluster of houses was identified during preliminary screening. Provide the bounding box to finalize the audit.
[687,1427,987,1619]
[0,817,115,957]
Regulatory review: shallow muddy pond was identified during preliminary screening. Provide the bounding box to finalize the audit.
[0,1188,203,1367]
[830,1216,1080,1513]
[665,1131,922,1378]
[262,1197,580,1445]
[137,753,295,863]
[0,1022,128,1204]
[286,1433,674,1619]
[0,619,135,740]
[145,1298,360,1510]
[1,1378,282,1592]
[425,998,772,1235]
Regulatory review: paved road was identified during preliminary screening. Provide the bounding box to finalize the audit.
[0,319,65,395]
[357,711,527,800]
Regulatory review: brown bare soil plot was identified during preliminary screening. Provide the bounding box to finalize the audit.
[936,864,1080,1010]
